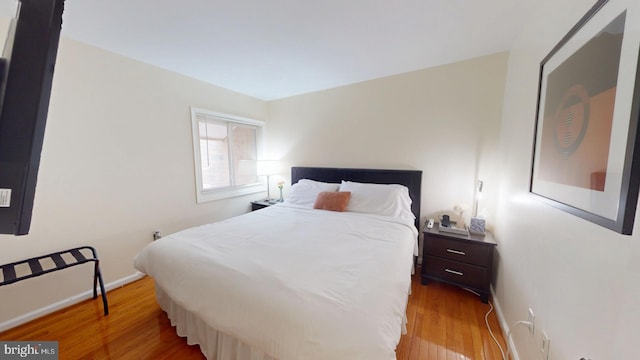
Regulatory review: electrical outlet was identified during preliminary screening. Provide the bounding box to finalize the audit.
[540,330,550,360]
[528,308,535,335]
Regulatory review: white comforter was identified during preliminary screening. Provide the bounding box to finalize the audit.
[134,204,417,360]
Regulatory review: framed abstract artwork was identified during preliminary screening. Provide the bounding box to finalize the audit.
[530,0,640,234]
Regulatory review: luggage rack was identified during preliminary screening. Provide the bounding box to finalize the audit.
[0,246,108,315]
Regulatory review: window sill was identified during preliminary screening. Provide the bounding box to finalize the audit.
[196,183,264,203]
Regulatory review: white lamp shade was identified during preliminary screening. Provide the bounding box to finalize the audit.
[257,160,279,176]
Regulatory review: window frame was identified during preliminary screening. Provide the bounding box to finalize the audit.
[191,107,265,203]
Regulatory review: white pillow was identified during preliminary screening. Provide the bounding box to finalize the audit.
[338,181,414,220]
[285,179,340,208]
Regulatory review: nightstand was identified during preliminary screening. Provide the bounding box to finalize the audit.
[421,223,497,303]
[251,199,276,211]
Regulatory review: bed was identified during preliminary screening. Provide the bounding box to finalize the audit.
[134,166,422,360]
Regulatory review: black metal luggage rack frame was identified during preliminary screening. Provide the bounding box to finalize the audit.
[0,246,108,315]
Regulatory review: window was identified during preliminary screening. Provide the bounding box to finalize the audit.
[191,108,264,202]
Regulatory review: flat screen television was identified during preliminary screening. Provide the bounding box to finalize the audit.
[0,0,65,235]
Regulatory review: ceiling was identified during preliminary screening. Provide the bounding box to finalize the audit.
[4,0,531,100]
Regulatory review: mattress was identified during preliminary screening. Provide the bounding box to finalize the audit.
[134,203,417,360]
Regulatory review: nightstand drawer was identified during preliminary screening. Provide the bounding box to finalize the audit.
[425,236,491,266]
[251,200,273,211]
[424,256,488,291]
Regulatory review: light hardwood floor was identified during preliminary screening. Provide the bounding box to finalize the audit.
[0,270,507,359]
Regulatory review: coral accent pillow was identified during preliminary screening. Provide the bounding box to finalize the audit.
[313,191,351,212]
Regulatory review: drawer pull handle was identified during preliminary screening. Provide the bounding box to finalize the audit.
[445,268,464,276]
[446,249,466,256]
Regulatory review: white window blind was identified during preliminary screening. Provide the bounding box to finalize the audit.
[191,108,264,202]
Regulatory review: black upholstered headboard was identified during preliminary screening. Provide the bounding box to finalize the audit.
[291,166,422,229]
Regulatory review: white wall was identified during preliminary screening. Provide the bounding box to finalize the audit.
[0,36,266,326]
[267,52,508,228]
[495,0,640,358]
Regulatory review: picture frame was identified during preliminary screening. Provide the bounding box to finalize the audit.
[530,0,640,235]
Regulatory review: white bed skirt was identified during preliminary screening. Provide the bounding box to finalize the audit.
[156,282,410,360]
[156,284,277,360]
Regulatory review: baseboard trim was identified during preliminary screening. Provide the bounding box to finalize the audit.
[491,286,520,360]
[0,271,145,333]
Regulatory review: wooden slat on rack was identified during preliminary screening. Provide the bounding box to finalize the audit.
[70,248,86,263]
[27,258,43,274]
[2,265,16,283]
